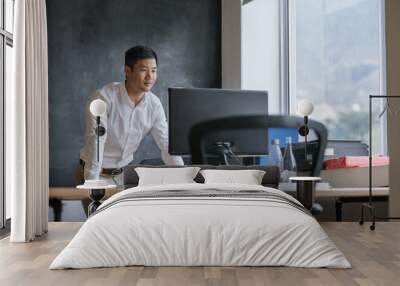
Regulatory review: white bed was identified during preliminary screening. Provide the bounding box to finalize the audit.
[50,183,351,269]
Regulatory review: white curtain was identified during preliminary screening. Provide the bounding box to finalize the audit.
[9,0,49,242]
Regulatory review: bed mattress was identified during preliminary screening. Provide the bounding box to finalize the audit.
[50,183,350,269]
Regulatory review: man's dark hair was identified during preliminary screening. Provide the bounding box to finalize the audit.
[125,46,158,68]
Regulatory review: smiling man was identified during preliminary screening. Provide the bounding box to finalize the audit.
[78,46,184,186]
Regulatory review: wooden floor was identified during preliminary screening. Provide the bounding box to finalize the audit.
[0,222,399,286]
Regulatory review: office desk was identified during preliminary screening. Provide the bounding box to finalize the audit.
[50,187,389,222]
[282,187,389,221]
[316,187,389,221]
[49,187,119,220]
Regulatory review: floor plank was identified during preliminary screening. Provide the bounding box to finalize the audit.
[0,222,399,286]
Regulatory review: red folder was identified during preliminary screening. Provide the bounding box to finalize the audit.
[324,156,389,170]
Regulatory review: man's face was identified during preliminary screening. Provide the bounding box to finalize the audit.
[125,58,157,93]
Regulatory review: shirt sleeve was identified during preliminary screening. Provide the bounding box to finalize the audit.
[150,101,184,166]
[82,91,109,179]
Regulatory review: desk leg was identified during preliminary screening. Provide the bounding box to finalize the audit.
[49,198,63,222]
[88,189,105,216]
[335,198,342,222]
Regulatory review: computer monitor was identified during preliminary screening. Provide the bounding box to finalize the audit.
[168,87,268,156]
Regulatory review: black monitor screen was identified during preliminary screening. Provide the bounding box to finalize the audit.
[168,87,268,156]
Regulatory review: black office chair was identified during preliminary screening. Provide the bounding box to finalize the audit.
[189,115,328,177]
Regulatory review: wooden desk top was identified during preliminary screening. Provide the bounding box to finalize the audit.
[315,187,389,197]
[281,187,389,198]
[49,187,119,200]
[49,186,390,200]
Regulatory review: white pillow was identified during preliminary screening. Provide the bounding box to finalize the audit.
[200,169,266,185]
[135,167,200,186]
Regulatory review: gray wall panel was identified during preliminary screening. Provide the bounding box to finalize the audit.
[47,0,221,186]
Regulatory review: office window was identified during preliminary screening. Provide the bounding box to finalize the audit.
[1,0,14,228]
[5,43,12,220]
[289,0,384,154]
[5,0,13,33]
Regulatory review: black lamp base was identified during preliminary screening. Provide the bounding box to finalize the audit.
[298,125,309,136]
[95,126,106,136]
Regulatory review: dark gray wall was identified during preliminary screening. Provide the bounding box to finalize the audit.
[47,0,221,186]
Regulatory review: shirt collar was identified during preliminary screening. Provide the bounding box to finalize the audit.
[120,82,147,108]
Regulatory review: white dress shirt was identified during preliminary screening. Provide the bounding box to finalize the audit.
[80,82,184,179]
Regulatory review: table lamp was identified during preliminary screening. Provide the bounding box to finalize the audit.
[77,99,113,215]
[297,99,314,165]
[89,99,107,162]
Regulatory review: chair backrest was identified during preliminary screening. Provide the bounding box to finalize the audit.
[189,115,328,177]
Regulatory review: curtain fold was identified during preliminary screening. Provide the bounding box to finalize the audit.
[10,0,49,242]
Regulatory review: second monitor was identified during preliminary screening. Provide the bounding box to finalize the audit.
[168,87,269,156]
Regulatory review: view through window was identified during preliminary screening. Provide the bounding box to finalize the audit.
[289,0,384,154]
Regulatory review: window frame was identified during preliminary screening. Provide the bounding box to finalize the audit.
[282,0,387,154]
[1,0,13,230]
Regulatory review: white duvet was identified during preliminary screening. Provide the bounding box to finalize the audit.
[50,183,351,269]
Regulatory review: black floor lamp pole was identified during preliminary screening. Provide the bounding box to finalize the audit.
[97,116,100,162]
[360,95,400,230]
[304,116,308,162]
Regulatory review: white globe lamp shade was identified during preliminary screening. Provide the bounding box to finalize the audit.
[90,99,107,117]
[297,99,314,117]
